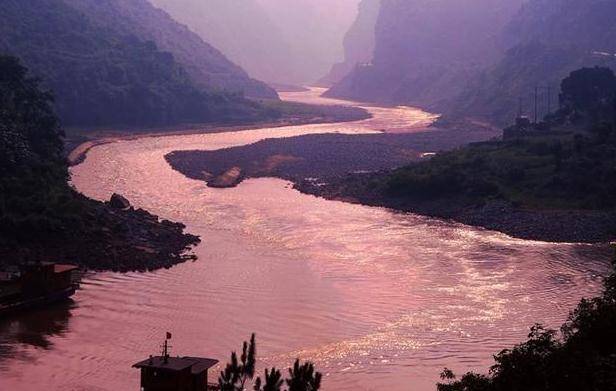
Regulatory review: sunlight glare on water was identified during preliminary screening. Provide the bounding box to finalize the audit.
[0,88,611,391]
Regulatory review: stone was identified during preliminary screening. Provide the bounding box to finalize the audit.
[109,193,131,209]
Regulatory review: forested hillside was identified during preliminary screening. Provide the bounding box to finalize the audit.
[150,0,302,85]
[0,55,199,271]
[64,0,276,99]
[315,67,616,243]
[0,0,275,128]
[448,0,616,125]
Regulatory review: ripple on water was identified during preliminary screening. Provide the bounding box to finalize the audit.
[0,89,612,391]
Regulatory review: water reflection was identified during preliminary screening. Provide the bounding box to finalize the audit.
[0,300,74,366]
[0,89,612,391]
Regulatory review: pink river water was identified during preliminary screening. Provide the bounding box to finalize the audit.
[0,89,611,391]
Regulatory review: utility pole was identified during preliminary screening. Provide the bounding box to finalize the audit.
[547,85,552,116]
[518,96,523,117]
[534,85,539,124]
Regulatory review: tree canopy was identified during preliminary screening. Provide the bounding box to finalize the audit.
[438,253,616,391]
[0,0,274,128]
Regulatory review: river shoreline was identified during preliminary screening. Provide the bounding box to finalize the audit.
[164,129,616,244]
[66,104,370,166]
[11,88,613,391]
[60,101,370,272]
[70,89,614,258]
[0,190,201,273]
[296,176,616,244]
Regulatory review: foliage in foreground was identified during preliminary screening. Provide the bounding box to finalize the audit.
[0,54,76,244]
[0,55,198,271]
[219,334,322,391]
[438,255,616,391]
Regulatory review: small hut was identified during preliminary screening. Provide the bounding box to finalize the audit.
[133,334,219,391]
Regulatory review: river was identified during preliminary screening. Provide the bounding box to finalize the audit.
[0,89,611,391]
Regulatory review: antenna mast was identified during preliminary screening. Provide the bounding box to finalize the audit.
[161,332,172,363]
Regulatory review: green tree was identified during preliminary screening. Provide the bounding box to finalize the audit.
[436,251,616,391]
[0,55,64,173]
[560,67,616,123]
[0,55,72,243]
[218,334,257,391]
[254,368,284,391]
[286,360,322,391]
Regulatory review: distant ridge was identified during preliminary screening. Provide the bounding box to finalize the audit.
[447,0,616,125]
[0,0,276,128]
[326,0,523,108]
[64,0,277,99]
[326,0,616,126]
[319,0,380,87]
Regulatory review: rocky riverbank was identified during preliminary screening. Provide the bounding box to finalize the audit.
[52,100,370,272]
[0,192,200,272]
[297,175,616,243]
[164,126,616,243]
[165,128,498,188]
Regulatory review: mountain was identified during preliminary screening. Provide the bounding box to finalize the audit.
[447,0,616,126]
[150,0,360,85]
[63,0,277,99]
[150,0,301,85]
[319,0,381,86]
[0,0,274,128]
[256,0,361,84]
[326,0,524,107]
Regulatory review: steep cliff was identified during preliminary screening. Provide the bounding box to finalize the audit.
[151,0,359,85]
[326,0,523,108]
[448,0,616,125]
[319,0,381,86]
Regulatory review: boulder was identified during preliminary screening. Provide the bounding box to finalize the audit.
[109,193,131,209]
[208,167,244,188]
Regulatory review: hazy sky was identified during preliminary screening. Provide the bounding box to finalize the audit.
[150,0,362,84]
[256,0,362,75]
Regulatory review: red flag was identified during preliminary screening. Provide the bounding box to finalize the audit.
[166,332,172,340]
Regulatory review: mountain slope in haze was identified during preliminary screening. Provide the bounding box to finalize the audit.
[150,0,302,85]
[151,0,360,85]
[63,0,277,99]
[319,0,381,86]
[0,0,273,128]
[447,0,616,126]
[326,0,524,108]
[256,0,361,84]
